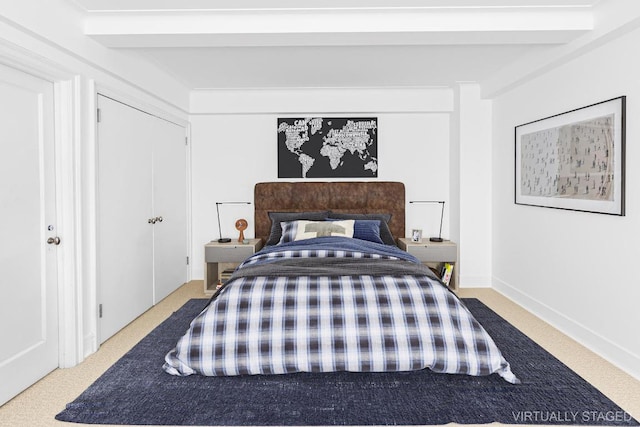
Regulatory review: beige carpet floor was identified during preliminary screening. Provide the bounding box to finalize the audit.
[0,280,638,427]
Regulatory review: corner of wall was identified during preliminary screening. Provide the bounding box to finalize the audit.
[454,83,493,288]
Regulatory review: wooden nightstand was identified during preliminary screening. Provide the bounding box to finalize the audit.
[397,238,459,291]
[204,239,263,295]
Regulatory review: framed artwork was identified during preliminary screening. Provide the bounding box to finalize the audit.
[277,117,378,178]
[515,96,625,216]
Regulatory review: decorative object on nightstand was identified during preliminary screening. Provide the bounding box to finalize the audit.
[215,201,250,243]
[235,218,248,242]
[409,200,445,242]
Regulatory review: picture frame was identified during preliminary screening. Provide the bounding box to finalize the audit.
[277,117,378,178]
[515,96,625,216]
[411,229,422,242]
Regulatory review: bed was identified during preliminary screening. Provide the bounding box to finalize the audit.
[164,181,519,384]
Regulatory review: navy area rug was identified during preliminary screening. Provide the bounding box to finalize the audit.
[56,298,638,426]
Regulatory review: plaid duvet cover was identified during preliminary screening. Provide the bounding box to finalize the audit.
[163,237,519,383]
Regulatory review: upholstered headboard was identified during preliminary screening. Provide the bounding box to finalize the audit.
[254,181,405,244]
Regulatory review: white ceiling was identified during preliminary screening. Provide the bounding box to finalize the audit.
[136,45,549,90]
[68,0,607,91]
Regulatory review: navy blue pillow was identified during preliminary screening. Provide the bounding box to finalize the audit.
[328,213,395,245]
[327,218,384,245]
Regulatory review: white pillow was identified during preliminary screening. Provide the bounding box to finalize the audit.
[279,219,355,243]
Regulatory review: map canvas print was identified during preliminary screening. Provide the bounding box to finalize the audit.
[278,117,378,178]
[515,96,625,215]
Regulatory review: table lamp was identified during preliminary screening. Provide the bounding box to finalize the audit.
[409,200,445,242]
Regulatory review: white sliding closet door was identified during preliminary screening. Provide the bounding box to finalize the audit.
[0,64,59,405]
[97,94,188,343]
[97,95,154,342]
[151,119,188,303]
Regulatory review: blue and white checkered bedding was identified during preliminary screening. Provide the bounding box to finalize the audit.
[163,237,519,383]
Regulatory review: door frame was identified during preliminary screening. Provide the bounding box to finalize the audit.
[0,44,83,368]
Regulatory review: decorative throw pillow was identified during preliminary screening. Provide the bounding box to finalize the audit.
[328,219,384,244]
[279,220,354,244]
[266,211,330,246]
[328,213,395,245]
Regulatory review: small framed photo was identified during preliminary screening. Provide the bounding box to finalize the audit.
[411,229,422,242]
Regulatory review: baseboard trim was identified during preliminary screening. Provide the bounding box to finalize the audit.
[83,333,97,359]
[459,275,492,288]
[492,276,640,382]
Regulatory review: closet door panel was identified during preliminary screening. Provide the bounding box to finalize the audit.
[152,119,188,303]
[97,95,154,343]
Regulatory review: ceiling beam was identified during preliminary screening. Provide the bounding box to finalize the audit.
[72,0,600,12]
[84,7,592,48]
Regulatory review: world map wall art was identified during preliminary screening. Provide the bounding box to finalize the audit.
[515,96,625,215]
[277,117,378,178]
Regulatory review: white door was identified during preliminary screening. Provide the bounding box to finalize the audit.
[0,64,59,405]
[151,119,188,303]
[97,95,154,343]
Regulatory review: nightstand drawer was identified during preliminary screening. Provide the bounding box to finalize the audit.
[205,245,254,263]
[406,244,457,261]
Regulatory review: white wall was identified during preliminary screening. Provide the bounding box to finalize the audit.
[492,26,640,380]
[190,88,454,278]
[456,84,493,287]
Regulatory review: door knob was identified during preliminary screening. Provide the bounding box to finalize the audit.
[156,216,163,223]
[47,236,61,245]
[148,218,157,224]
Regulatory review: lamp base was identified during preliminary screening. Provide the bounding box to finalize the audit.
[217,238,231,243]
[429,237,444,242]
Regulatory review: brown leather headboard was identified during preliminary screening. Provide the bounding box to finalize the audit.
[254,181,405,244]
